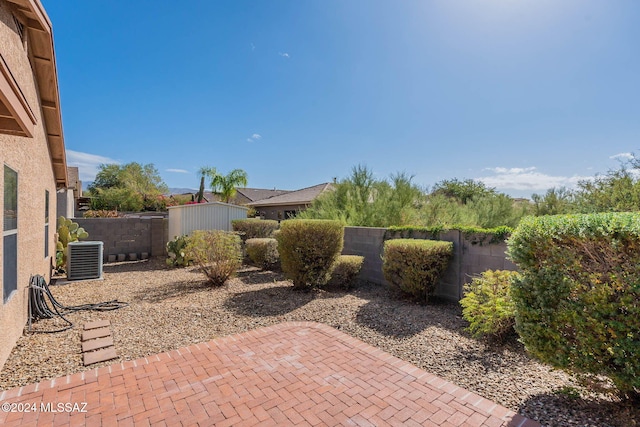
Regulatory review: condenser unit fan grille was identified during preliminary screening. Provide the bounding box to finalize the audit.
[67,241,103,280]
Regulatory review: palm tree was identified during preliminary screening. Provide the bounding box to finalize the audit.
[195,167,208,203]
[199,167,248,203]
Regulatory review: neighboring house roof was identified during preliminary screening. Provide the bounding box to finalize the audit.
[67,166,79,190]
[6,0,67,188]
[174,188,291,204]
[235,187,290,203]
[248,183,334,207]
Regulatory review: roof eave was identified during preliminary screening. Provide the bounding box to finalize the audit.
[8,0,67,188]
[247,200,312,207]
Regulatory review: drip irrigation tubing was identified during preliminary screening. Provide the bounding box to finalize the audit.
[28,275,129,333]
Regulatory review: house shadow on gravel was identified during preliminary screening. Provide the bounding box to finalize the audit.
[224,286,315,317]
[131,280,212,303]
[103,259,162,274]
[517,391,638,427]
[354,291,466,338]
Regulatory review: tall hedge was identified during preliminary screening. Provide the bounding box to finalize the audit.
[382,239,453,301]
[276,219,343,289]
[507,213,640,397]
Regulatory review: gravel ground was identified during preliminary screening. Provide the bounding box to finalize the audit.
[0,258,636,427]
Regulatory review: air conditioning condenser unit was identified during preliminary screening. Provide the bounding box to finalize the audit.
[67,241,103,280]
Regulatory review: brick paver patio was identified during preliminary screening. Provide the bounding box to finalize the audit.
[0,322,540,426]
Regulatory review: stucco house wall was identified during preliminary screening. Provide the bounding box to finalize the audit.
[0,0,66,370]
[256,204,306,221]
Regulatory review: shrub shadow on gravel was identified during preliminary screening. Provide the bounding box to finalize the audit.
[354,296,465,338]
[454,340,526,374]
[236,269,285,285]
[131,279,212,303]
[518,392,639,427]
[224,286,315,317]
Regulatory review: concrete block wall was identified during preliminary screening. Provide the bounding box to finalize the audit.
[342,227,387,284]
[71,220,514,298]
[433,230,464,301]
[461,240,517,287]
[75,218,168,261]
[343,227,517,301]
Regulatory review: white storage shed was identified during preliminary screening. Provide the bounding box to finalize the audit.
[167,202,249,238]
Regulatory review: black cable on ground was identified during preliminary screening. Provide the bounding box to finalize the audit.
[27,275,129,334]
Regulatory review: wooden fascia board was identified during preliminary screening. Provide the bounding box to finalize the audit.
[249,201,312,208]
[0,54,35,137]
[8,0,67,188]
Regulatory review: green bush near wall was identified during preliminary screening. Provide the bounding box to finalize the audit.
[328,255,364,290]
[276,219,344,289]
[382,239,453,301]
[460,270,519,342]
[507,213,640,397]
[246,238,279,269]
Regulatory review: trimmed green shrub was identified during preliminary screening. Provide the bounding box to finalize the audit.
[82,209,119,218]
[231,219,279,242]
[382,239,453,301]
[276,219,344,289]
[385,225,513,244]
[184,230,242,286]
[328,255,364,289]
[460,270,519,341]
[246,238,279,269]
[507,213,640,397]
[166,235,192,267]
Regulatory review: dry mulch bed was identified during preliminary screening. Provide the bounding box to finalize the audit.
[0,258,636,427]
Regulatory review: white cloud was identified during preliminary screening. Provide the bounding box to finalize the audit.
[610,152,634,160]
[279,52,290,58]
[66,149,119,182]
[166,168,189,174]
[247,133,262,142]
[250,43,256,51]
[476,166,591,191]
[483,167,537,174]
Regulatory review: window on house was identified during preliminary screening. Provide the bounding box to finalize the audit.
[44,190,49,257]
[3,166,18,303]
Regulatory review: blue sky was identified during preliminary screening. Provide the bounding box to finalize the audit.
[42,0,640,197]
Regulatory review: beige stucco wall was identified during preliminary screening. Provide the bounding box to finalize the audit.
[255,204,307,221]
[0,1,57,370]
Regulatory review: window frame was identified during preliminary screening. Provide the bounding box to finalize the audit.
[44,189,49,258]
[3,165,18,303]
